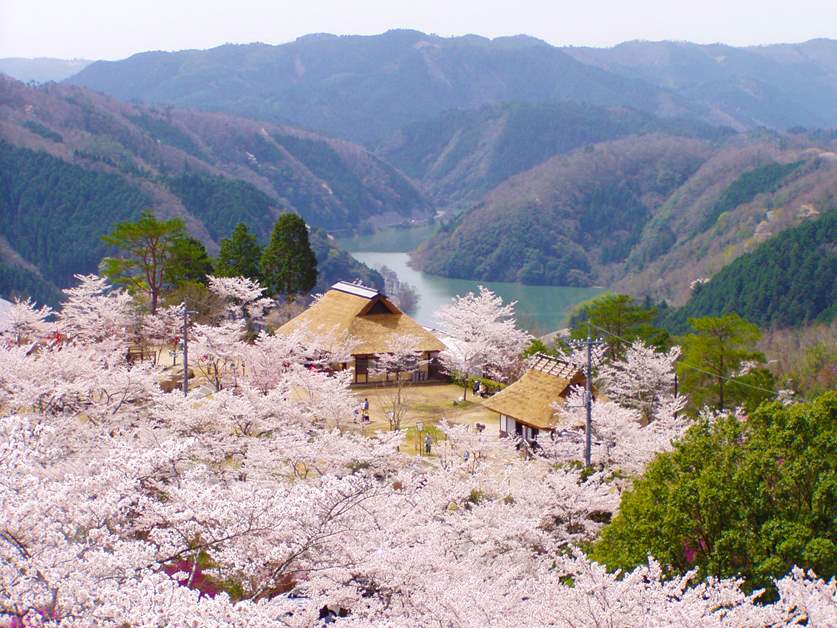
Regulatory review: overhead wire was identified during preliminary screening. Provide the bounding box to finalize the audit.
[585,321,779,397]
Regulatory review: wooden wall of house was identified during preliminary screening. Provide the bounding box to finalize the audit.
[499,415,539,442]
[350,352,436,385]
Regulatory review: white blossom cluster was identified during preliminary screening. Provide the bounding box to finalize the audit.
[1,277,833,626]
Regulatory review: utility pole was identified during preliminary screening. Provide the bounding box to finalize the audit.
[673,373,679,418]
[585,325,593,467]
[181,302,196,397]
[571,324,604,467]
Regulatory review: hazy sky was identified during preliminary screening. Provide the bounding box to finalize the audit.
[2,0,836,60]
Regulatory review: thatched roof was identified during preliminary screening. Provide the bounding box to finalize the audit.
[482,354,585,429]
[276,282,445,355]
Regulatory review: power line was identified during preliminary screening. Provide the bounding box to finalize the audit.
[586,322,779,397]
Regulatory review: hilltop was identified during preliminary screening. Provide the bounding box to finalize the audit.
[65,31,837,144]
[0,57,93,83]
[565,38,837,130]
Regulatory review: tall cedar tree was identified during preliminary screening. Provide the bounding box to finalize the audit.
[260,214,317,299]
[166,236,214,287]
[102,211,188,313]
[216,223,262,280]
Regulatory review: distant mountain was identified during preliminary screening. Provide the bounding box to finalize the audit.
[376,100,733,208]
[0,57,93,83]
[65,30,706,144]
[414,130,837,302]
[0,76,420,299]
[65,32,837,145]
[565,39,837,129]
[661,209,836,330]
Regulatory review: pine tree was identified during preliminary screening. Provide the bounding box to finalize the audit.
[570,293,668,359]
[260,214,317,299]
[101,210,187,313]
[216,223,262,280]
[677,313,769,411]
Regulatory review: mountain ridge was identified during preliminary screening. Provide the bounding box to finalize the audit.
[0,76,412,299]
[64,30,706,143]
[64,31,837,144]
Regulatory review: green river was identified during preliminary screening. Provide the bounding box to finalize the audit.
[339,227,604,334]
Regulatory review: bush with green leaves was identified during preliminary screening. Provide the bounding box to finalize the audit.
[592,392,837,598]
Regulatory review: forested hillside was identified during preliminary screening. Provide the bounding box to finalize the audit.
[377,101,732,207]
[65,30,706,144]
[412,135,712,285]
[615,135,837,304]
[66,32,837,145]
[0,76,407,299]
[0,261,63,306]
[415,131,837,299]
[662,210,837,330]
[0,141,150,286]
[0,76,429,232]
[566,39,837,130]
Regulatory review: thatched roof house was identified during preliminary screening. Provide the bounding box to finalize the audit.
[276,282,445,384]
[483,353,587,442]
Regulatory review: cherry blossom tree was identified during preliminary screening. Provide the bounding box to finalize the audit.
[2,273,834,627]
[598,340,681,422]
[435,286,531,398]
[3,298,53,347]
[190,319,247,391]
[549,387,689,475]
[206,275,273,322]
[138,304,182,365]
[57,274,134,353]
[370,334,426,431]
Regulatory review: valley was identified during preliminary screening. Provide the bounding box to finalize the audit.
[1,31,835,328]
[1,12,836,625]
[340,226,603,332]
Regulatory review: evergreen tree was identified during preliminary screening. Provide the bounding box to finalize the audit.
[592,392,837,598]
[216,223,262,280]
[167,235,214,287]
[260,214,317,299]
[677,313,770,411]
[570,293,668,359]
[101,210,187,313]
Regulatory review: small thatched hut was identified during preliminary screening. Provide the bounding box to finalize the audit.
[276,281,446,384]
[483,353,588,442]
